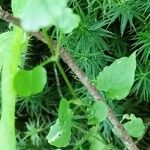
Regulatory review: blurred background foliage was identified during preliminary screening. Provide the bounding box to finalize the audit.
[0,0,150,149]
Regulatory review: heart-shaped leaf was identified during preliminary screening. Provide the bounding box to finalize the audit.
[123,114,145,138]
[14,66,47,97]
[87,101,108,124]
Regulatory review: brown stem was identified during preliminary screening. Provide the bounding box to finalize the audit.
[0,7,138,150]
[60,48,138,150]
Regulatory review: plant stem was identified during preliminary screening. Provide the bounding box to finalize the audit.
[53,64,63,98]
[42,30,76,98]
[55,61,76,98]
[0,27,24,150]
[0,60,16,150]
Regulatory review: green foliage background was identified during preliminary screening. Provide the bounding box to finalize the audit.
[0,0,150,149]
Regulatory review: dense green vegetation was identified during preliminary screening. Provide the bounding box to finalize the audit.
[0,0,150,150]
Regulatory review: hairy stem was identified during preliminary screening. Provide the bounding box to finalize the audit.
[0,55,16,150]
[0,27,24,150]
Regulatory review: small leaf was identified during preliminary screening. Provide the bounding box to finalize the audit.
[55,8,80,33]
[95,52,136,100]
[46,120,71,148]
[123,114,145,138]
[14,66,47,97]
[58,98,73,128]
[89,134,107,150]
[87,101,108,124]
[46,98,73,147]
[89,133,115,150]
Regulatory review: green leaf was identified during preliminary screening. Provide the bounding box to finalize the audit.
[121,14,128,36]
[55,8,80,34]
[95,52,136,100]
[20,0,67,31]
[46,120,71,148]
[89,137,113,150]
[58,98,73,128]
[88,132,116,150]
[123,114,145,138]
[87,101,108,124]
[14,66,47,97]
[11,0,28,17]
[89,134,107,150]
[46,98,73,147]
[20,0,80,33]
